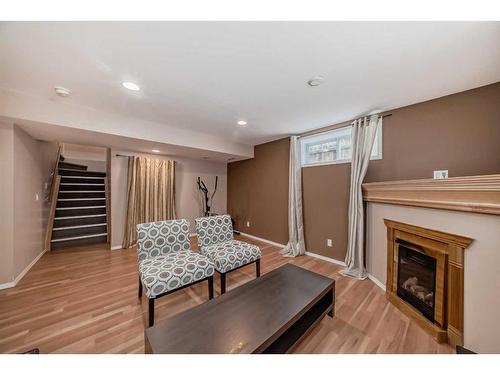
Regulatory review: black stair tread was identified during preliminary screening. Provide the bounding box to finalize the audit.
[61,180,105,186]
[58,161,88,171]
[58,191,105,199]
[55,207,106,217]
[60,177,105,184]
[51,232,107,242]
[59,184,105,191]
[57,199,106,208]
[58,169,106,177]
[53,215,107,228]
[51,234,108,250]
[52,224,107,240]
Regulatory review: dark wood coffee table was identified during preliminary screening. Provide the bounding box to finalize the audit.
[145,263,335,354]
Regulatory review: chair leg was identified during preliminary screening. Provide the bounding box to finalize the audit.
[148,299,155,327]
[208,276,214,299]
[220,273,226,295]
[256,259,261,278]
[138,276,143,298]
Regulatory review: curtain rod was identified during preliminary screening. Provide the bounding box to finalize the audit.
[298,113,392,138]
[114,154,176,164]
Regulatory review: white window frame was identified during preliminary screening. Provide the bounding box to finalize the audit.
[300,123,383,168]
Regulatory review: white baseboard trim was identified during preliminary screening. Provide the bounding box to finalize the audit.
[0,249,46,290]
[110,245,122,250]
[305,251,346,266]
[367,273,386,291]
[238,232,285,248]
[0,281,15,290]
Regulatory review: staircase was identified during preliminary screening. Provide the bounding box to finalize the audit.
[50,160,108,250]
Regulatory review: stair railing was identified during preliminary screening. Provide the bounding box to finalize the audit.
[46,145,62,203]
[44,145,63,251]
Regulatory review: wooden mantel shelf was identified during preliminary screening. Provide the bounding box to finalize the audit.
[362,174,500,215]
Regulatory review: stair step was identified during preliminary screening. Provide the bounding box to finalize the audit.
[58,191,105,199]
[57,199,106,208]
[53,223,107,231]
[56,205,106,210]
[52,225,107,240]
[53,215,107,228]
[59,184,105,191]
[58,169,106,177]
[55,207,106,217]
[51,234,108,250]
[58,162,88,171]
[61,177,105,184]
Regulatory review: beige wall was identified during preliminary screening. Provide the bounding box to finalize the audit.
[62,143,107,172]
[63,159,106,173]
[111,151,227,248]
[0,124,56,287]
[366,202,500,353]
[61,143,107,161]
[13,126,46,277]
[0,122,15,284]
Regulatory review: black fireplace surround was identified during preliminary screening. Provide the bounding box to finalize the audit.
[396,241,437,321]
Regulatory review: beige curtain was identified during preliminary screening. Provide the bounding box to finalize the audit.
[281,136,306,257]
[122,156,176,248]
[340,115,381,280]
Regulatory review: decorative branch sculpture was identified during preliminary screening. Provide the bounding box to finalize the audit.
[197,176,218,217]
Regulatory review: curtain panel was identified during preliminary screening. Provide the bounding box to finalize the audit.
[281,135,306,257]
[341,115,381,279]
[122,156,176,248]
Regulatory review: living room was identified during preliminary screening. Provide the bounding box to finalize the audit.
[1,1,499,374]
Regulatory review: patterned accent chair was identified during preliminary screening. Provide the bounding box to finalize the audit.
[136,219,215,327]
[195,214,261,294]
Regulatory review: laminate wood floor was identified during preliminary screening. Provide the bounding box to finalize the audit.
[0,235,454,354]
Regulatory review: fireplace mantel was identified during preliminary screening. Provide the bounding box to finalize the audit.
[362,174,500,215]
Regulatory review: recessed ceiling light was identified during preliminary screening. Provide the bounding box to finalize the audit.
[237,120,247,126]
[307,76,324,87]
[54,86,72,97]
[151,149,160,153]
[122,82,140,91]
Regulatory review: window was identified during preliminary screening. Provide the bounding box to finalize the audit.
[300,124,382,167]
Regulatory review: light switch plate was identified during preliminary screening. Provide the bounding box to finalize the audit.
[433,170,448,179]
[327,239,333,247]
[246,221,250,227]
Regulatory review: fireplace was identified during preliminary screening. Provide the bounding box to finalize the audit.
[383,219,473,347]
[396,242,436,321]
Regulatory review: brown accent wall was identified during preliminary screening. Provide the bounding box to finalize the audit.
[302,163,351,259]
[228,138,290,244]
[227,82,500,261]
[365,82,500,182]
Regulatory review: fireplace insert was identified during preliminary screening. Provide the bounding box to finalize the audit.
[396,241,437,321]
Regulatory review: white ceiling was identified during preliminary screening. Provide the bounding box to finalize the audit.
[1,21,500,147]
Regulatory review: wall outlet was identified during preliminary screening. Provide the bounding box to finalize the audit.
[433,170,448,179]
[327,239,333,247]
[35,193,39,201]
[246,221,250,228]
